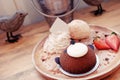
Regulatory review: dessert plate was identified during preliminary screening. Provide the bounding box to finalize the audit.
[32,25,120,80]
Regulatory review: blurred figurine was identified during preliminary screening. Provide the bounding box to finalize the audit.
[83,0,105,15]
[0,11,28,43]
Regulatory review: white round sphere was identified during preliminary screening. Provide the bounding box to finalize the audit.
[67,43,88,58]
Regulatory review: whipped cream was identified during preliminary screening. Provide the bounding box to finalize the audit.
[43,32,70,54]
[67,43,88,57]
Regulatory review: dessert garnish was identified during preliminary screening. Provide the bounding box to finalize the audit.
[70,39,75,44]
[93,36,110,50]
[88,44,94,50]
[105,32,120,51]
[93,32,120,52]
[55,57,60,64]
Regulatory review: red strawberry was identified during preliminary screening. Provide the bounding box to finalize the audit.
[105,32,120,51]
[93,37,110,50]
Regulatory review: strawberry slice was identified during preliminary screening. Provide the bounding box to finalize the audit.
[105,32,120,51]
[93,37,110,50]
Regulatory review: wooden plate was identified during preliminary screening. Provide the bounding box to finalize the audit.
[32,25,120,80]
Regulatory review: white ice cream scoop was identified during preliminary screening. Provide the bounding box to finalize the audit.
[67,43,88,58]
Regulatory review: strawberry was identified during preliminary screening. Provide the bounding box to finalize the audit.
[93,37,110,50]
[105,32,120,51]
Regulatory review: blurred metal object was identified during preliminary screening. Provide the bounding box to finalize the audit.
[83,0,103,6]
[83,0,105,15]
[0,11,28,43]
[31,0,79,26]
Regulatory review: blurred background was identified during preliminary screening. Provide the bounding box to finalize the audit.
[0,0,109,26]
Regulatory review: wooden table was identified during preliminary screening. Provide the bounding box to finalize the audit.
[0,0,120,80]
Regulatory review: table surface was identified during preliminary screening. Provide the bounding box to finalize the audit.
[0,0,120,80]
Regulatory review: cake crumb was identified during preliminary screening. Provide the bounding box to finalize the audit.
[105,58,109,61]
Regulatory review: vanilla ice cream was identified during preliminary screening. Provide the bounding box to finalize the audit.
[68,20,90,40]
[67,43,88,57]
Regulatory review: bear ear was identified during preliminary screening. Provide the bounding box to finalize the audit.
[55,57,60,65]
[88,44,94,50]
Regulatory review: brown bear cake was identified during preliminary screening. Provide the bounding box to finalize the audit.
[59,43,97,74]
